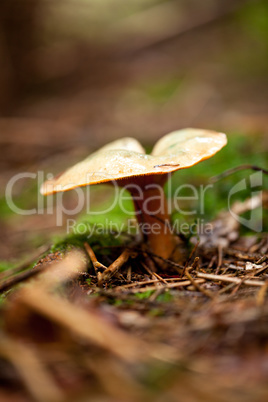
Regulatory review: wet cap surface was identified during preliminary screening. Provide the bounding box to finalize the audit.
[41,128,227,195]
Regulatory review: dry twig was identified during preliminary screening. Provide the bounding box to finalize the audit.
[0,244,51,281]
[98,249,131,286]
[0,262,50,293]
[197,272,265,287]
[256,281,268,306]
[210,164,268,183]
[84,242,107,274]
[141,261,168,284]
[185,269,215,300]
[124,279,205,294]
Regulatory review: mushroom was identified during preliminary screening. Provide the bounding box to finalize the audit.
[41,128,227,262]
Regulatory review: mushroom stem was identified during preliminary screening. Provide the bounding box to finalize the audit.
[130,180,176,261]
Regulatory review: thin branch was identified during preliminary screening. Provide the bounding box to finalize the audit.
[197,272,265,287]
[84,242,107,274]
[0,244,51,280]
[114,276,189,291]
[98,250,131,285]
[185,269,215,300]
[210,164,268,183]
[141,261,168,284]
[126,279,205,293]
[0,263,50,293]
[256,281,268,306]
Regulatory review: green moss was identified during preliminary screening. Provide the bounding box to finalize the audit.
[156,290,173,303]
[86,277,92,286]
[135,290,155,299]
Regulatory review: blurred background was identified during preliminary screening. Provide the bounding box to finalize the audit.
[0,0,268,260]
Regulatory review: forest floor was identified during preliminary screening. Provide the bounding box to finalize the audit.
[0,132,267,401]
[0,215,268,402]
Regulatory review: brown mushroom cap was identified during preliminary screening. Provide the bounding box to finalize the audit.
[41,128,227,195]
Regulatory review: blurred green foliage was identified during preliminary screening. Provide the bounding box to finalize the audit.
[0,261,14,273]
[140,76,183,105]
[240,0,268,43]
[170,133,267,226]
